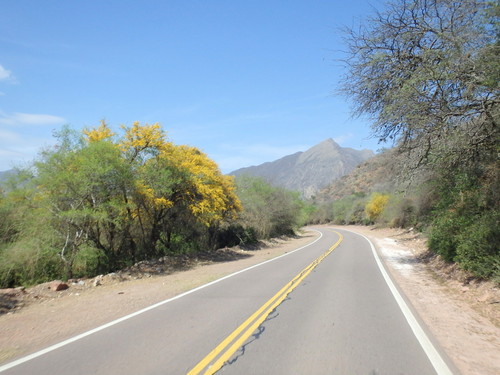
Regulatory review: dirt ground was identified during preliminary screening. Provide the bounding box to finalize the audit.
[0,226,498,374]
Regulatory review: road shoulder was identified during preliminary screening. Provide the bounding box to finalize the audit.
[342,225,499,375]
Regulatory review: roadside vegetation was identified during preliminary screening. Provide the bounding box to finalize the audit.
[311,0,499,282]
[0,123,307,287]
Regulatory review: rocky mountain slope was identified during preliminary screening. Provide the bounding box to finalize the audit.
[230,139,374,198]
[314,149,398,202]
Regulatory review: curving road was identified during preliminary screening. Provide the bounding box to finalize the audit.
[0,227,457,374]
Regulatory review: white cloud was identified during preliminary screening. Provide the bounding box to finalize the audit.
[0,111,66,126]
[0,128,22,143]
[333,133,354,145]
[242,143,308,159]
[0,131,57,171]
[0,64,13,81]
[0,111,66,171]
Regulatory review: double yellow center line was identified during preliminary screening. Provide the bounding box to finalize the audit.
[187,230,343,375]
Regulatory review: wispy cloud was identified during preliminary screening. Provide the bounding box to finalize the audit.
[0,129,56,170]
[0,64,14,82]
[0,111,66,126]
[333,133,354,145]
[0,111,66,170]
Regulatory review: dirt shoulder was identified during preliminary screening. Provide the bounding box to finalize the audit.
[344,225,499,375]
[1,226,499,374]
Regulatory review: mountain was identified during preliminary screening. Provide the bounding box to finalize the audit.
[314,149,398,202]
[230,139,374,198]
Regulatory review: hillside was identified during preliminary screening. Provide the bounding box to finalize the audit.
[314,149,398,202]
[230,139,374,198]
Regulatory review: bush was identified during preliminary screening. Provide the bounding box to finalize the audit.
[365,193,390,223]
[381,195,417,228]
[71,245,108,278]
[235,176,304,239]
[331,193,367,225]
[455,211,500,280]
[215,225,258,247]
[428,210,470,262]
[0,242,64,287]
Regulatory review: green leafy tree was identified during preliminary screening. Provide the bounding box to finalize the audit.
[0,122,242,286]
[235,176,303,239]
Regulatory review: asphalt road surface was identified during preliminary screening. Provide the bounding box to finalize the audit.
[0,227,457,374]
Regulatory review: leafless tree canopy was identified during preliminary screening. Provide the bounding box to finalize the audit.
[341,0,499,170]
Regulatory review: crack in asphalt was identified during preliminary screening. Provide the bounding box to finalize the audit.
[218,295,292,371]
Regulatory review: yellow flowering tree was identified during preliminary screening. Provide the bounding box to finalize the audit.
[365,193,390,222]
[15,121,242,281]
[83,120,115,142]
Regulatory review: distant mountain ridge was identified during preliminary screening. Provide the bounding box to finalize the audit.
[230,139,374,198]
[0,169,15,183]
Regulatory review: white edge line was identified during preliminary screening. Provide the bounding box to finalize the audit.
[0,230,323,372]
[349,229,454,375]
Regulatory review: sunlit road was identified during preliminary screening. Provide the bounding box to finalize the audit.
[0,227,456,374]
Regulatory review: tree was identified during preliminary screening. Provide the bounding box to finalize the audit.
[341,0,499,170]
[35,127,135,273]
[235,176,303,239]
[365,193,390,223]
[0,121,243,286]
[341,0,500,280]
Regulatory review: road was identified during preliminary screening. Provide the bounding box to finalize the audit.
[0,227,456,374]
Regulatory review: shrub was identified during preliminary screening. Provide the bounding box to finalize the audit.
[365,193,390,223]
[428,210,469,262]
[71,245,108,278]
[381,195,417,228]
[0,242,64,287]
[455,211,500,280]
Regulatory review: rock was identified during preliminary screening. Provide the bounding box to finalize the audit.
[0,288,18,297]
[48,281,69,291]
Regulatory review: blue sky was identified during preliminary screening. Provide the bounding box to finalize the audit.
[0,0,385,173]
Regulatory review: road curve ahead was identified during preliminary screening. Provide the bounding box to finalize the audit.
[0,227,456,375]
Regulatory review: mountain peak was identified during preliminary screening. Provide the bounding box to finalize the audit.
[231,139,374,198]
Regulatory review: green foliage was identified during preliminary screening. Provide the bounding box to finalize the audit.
[380,195,417,228]
[307,202,334,224]
[336,0,500,282]
[331,194,368,225]
[428,162,499,278]
[0,235,64,288]
[456,211,500,280]
[235,176,304,239]
[71,245,108,278]
[428,210,469,262]
[0,122,243,287]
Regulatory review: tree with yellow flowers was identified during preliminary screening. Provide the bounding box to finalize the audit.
[365,193,390,223]
[0,121,242,286]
